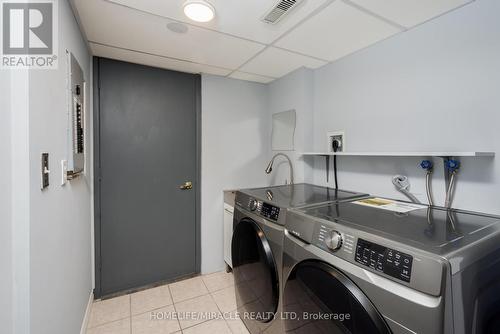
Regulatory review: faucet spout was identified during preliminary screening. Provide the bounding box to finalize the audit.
[265,153,294,185]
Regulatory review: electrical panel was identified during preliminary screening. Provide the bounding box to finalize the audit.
[67,51,85,177]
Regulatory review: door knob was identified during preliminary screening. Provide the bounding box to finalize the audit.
[179,181,193,190]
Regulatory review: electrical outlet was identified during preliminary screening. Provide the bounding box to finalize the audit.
[327,131,345,152]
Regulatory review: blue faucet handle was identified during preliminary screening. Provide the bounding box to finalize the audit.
[420,160,433,171]
[446,159,460,172]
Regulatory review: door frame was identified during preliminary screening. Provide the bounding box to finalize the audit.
[92,57,202,298]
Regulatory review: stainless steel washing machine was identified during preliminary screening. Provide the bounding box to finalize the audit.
[282,200,500,334]
[231,184,368,334]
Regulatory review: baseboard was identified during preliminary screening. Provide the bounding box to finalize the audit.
[80,291,94,334]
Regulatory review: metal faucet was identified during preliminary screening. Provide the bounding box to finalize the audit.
[265,153,294,185]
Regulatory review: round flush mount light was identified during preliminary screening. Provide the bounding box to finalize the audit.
[183,0,215,23]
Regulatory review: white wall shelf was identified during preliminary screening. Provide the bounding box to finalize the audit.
[301,151,495,157]
[302,151,495,192]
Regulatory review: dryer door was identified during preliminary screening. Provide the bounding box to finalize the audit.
[283,260,391,333]
[231,218,279,323]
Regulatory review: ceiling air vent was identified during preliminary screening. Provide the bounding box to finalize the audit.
[262,0,303,25]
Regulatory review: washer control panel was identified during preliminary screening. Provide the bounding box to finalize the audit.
[316,225,355,255]
[287,209,445,295]
[248,198,258,211]
[246,198,280,221]
[324,230,343,251]
[355,238,413,282]
[260,202,280,221]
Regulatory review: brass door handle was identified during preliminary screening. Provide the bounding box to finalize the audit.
[179,181,193,190]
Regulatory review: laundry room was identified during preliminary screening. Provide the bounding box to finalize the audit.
[1,0,500,333]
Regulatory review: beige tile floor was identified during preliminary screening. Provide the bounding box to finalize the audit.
[86,271,249,334]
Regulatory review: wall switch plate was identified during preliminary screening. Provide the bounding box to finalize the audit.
[41,153,49,190]
[61,160,68,186]
[327,131,345,152]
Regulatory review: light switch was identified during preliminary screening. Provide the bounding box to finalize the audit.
[41,153,49,189]
[61,160,68,186]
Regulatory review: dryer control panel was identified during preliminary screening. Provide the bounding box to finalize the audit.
[355,238,413,282]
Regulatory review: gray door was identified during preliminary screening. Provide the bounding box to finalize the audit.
[95,58,200,297]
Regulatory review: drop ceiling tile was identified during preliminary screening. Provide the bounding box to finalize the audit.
[108,0,330,44]
[74,0,265,70]
[348,0,473,28]
[275,1,401,62]
[239,47,327,78]
[90,43,232,76]
[228,71,275,84]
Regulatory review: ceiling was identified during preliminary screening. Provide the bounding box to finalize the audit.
[71,0,473,84]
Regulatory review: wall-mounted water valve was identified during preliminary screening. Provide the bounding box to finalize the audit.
[420,159,434,206]
[420,160,433,171]
[445,159,460,172]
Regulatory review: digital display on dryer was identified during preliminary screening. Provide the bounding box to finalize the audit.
[355,238,413,282]
[260,203,280,221]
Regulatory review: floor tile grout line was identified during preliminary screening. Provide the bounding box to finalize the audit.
[130,283,175,316]
[202,274,240,334]
[87,315,131,330]
[130,289,218,318]
[133,279,210,314]
[168,284,183,333]
[173,290,211,305]
[131,301,176,317]
[173,273,234,331]
[208,288,238,314]
[178,317,212,331]
[208,283,235,294]
[170,274,227,304]
[170,285,214,331]
[201,272,236,294]
[200,276,234,333]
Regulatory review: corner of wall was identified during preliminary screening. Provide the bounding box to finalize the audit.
[10,69,31,334]
[1,69,14,334]
[267,67,315,184]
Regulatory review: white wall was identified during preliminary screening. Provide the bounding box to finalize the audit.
[28,1,92,333]
[267,67,315,185]
[308,0,500,214]
[0,69,13,334]
[10,70,31,334]
[201,75,270,273]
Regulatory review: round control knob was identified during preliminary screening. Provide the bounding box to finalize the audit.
[248,199,258,211]
[325,230,343,251]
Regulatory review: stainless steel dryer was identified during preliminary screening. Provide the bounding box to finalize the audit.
[282,201,500,334]
[231,184,368,334]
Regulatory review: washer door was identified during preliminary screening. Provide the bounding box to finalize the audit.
[231,218,279,323]
[283,260,391,333]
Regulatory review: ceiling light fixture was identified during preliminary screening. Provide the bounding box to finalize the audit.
[183,0,215,23]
